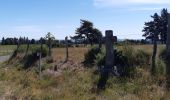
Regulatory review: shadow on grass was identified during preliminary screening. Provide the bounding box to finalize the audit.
[97,70,109,90]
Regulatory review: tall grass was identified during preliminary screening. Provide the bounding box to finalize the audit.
[8,45,48,69]
[0,45,169,99]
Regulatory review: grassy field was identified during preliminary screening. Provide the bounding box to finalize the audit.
[0,44,169,100]
[0,45,16,56]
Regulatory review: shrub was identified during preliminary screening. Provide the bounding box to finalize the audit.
[95,49,105,67]
[96,45,151,77]
[135,49,150,66]
[117,46,135,77]
[23,46,48,69]
[84,46,101,67]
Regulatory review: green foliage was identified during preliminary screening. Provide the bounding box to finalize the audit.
[9,45,48,69]
[95,48,105,66]
[45,32,55,56]
[95,45,151,77]
[143,8,168,44]
[135,49,150,66]
[159,47,166,61]
[72,20,102,46]
[23,45,48,69]
[84,46,101,67]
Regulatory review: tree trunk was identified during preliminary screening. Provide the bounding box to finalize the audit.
[25,39,30,56]
[48,39,52,56]
[166,13,170,89]
[49,44,51,56]
[99,36,102,49]
[16,39,20,51]
[40,38,43,55]
[86,34,93,46]
[151,33,158,75]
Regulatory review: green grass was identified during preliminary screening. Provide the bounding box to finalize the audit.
[0,44,169,99]
[0,45,16,56]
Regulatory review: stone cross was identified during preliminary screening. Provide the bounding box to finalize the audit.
[105,30,114,70]
[97,30,114,89]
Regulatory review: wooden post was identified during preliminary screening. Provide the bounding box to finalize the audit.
[166,13,170,89]
[17,38,21,51]
[65,36,68,62]
[37,52,42,79]
[151,31,158,75]
[25,37,30,56]
[167,13,170,71]
[99,35,102,49]
[40,37,43,52]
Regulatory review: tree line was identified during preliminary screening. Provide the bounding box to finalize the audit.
[1,37,46,45]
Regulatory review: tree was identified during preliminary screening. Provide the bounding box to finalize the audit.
[30,39,35,44]
[92,28,102,48]
[142,21,155,43]
[160,8,168,44]
[166,13,170,89]
[45,32,55,56]
[25,37,30,56]
[143,8,169,44]
[143,13,161,75]
[1,37,5,45]
[73,20,102,46]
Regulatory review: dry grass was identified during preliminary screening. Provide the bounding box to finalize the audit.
[0,45,169,99]
[52,47,88,63]
[0,45,16,56]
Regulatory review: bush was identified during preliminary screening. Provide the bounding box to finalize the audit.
[135,49,150,66]
[114,46,135,77]
[9,45,48,69]
[84,46,101,67]
[95,45,151,77]
[23,46,48,69]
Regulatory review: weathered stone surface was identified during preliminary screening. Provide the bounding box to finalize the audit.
[97,30,114,89]
[105,30,114,69]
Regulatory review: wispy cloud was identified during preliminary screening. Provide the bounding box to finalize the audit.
[94,0,170,7]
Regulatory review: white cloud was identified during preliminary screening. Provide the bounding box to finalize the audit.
[94,0,170,7]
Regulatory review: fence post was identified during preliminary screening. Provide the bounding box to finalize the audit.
[65,36,68,62]
[37,52,42,79]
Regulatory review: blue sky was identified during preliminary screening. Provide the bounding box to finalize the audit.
[0,0,170,40]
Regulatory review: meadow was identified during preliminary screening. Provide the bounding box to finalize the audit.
[0,45,16,56]
[0,44,169,100]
